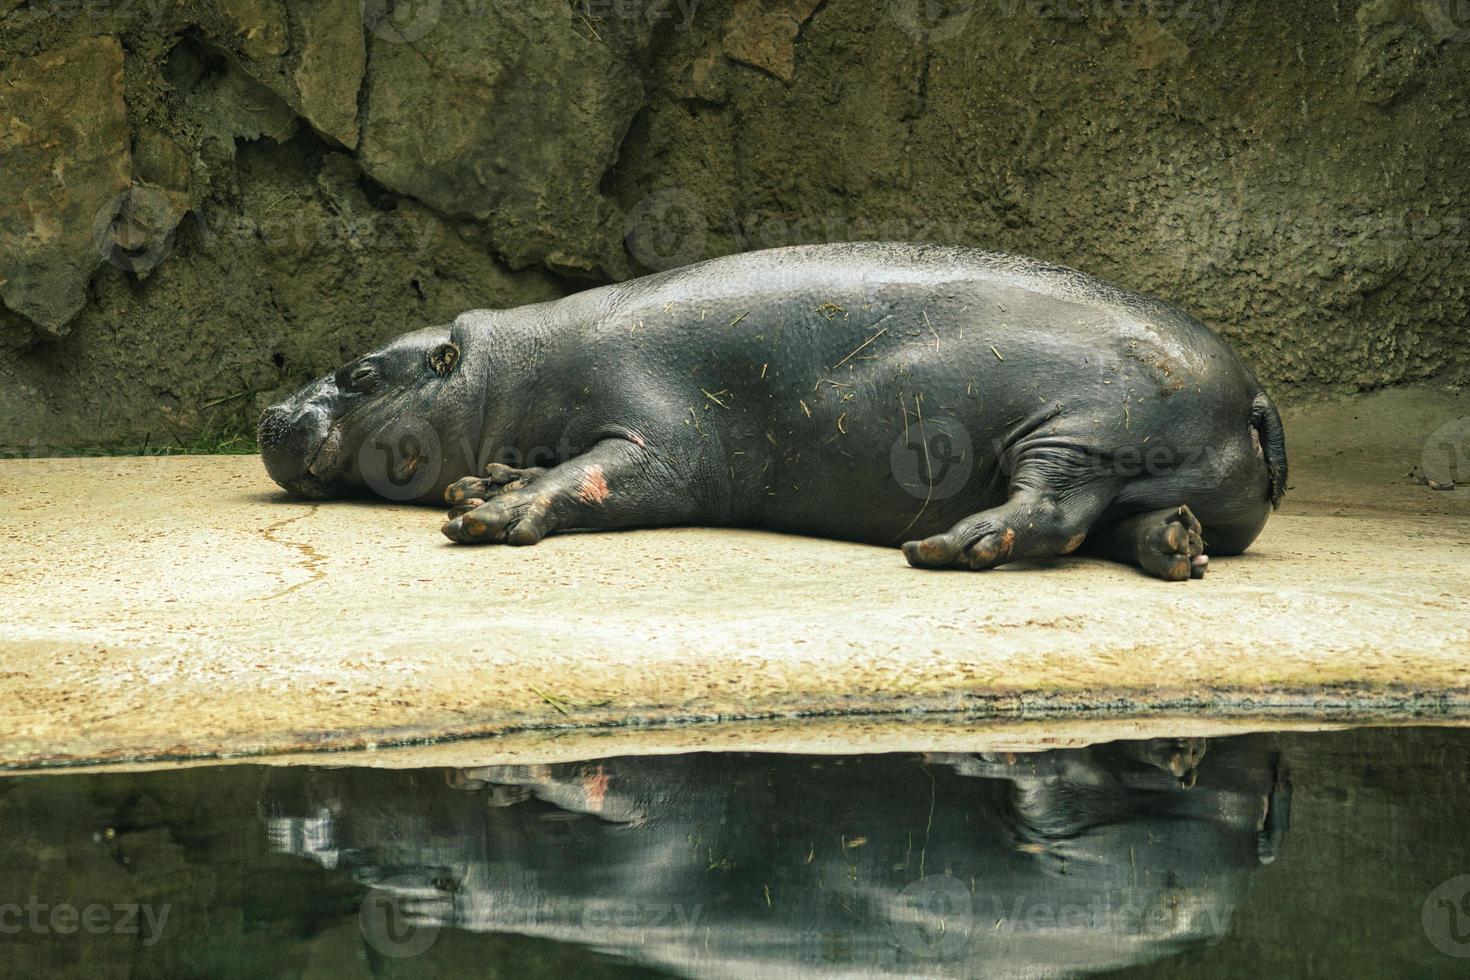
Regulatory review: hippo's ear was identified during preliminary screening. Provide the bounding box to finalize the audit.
[428,341,460,377]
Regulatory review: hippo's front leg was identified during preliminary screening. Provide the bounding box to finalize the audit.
[439,440,697,546]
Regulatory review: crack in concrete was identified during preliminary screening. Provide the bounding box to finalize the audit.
[252,505,326,602]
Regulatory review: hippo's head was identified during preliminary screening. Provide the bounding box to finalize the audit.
[258,324,479,503]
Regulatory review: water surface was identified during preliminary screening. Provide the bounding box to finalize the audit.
[1,727,1467,977]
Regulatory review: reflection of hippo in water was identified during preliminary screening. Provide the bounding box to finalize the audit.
[263,737,1290,978]
[258,244,1287,580]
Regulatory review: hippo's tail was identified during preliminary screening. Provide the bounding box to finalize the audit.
[1250,391,1288,509]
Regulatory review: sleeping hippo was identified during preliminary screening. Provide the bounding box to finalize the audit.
[257,243,1287,580]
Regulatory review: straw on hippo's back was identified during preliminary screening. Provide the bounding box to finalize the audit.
[259,243,1286,581]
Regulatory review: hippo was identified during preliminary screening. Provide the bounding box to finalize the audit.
[261,737,1291,977]
[258,243,1286,580]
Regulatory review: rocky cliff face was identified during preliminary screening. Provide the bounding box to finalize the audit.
[2,0,1467,451]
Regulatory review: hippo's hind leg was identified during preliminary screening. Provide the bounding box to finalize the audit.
[1078,505,1209,581]
[902,447,1116,571]
[440,439,697,545]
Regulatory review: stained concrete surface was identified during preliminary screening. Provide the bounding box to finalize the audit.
[2,388,1468,772]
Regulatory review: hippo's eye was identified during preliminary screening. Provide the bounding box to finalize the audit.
[428,342,460,377]
[347,365,377,392]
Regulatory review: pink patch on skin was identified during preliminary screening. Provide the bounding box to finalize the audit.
[577,464,611,505]
[628,432,646,449]
[581,765,609,813]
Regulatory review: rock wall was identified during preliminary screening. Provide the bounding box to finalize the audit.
[2,0,1467,451]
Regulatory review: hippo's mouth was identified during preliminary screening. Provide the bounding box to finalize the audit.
[305,425,344,481]
[280,426,345,498]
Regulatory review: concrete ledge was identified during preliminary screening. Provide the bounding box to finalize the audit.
[3,389,1469,771]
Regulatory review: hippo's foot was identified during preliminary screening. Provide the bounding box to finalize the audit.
[441,439,700,546]
[901,464,1114,572]
[444,463,548,510]
[1131,505,1209,581]
[1081,505,1209,581]
[1122,737,1209,786]
[443,486,560,545]
[902,517,1028,570]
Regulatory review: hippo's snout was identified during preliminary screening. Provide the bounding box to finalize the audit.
[258,402,343,499]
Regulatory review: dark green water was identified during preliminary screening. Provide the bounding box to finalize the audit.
[1,727,1468,978]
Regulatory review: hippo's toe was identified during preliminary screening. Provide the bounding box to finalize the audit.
[1137,506,1208,581]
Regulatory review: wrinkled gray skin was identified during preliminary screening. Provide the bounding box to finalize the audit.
[259,243,1287,580]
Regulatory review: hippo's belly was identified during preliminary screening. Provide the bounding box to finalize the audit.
[586,276,1139,543]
